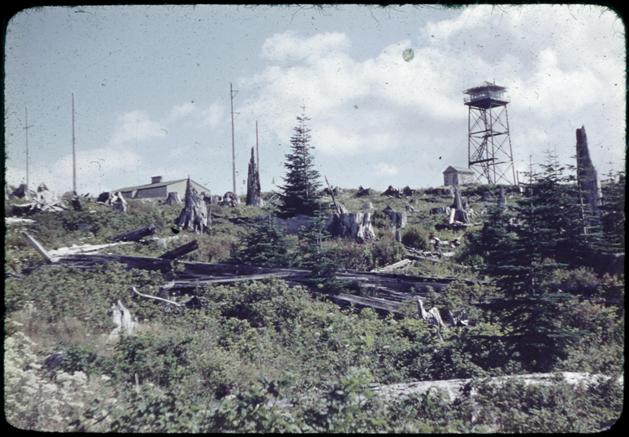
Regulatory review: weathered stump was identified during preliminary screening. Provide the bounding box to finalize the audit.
[326,212,376,242]
[221,191,240,207]
[176,179,209,233]
[165,192,181,205]
[356,186,371,197]
[382,185,401,198]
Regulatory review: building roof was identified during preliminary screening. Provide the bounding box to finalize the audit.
[113,178,210,193]
[443,166,474,174]
[464,81,507,95]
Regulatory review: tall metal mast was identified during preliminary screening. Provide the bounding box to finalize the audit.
[72,93,77,193]
[255,120,259,167]
[24,107,33,189]
[230,82,238,194]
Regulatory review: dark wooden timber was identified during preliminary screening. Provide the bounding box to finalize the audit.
[159,240,199,260]
[109,224,157,242]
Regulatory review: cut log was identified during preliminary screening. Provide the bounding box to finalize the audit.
[158,240,199,260]
[109,224,157,242]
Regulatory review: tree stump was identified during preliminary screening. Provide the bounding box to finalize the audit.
[221,191,240,207]
[356,186,371,197]
[165,192,181,205]
[176,179,209,233]
[326,212,376,242]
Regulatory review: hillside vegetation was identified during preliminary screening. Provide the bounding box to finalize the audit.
[3,167,624,432]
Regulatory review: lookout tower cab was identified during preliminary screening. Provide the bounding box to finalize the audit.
[464,81,518,186]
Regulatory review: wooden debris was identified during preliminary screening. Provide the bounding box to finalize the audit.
[371,258,412,273]
[416,296,447,328]
[370,372,623,404]
[132,286,182,307]
[109,300,138,340]
[158,240,199,260]
[5,217,35,226]
[22,231,55,263]
[48,241,134,257]
[110,224,157,242]
[176,179,210,233]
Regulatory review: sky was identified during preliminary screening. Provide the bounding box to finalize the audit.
[3,4,626,196]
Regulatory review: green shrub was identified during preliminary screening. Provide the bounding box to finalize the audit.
[401,225,429,250]
[371,236,406,267]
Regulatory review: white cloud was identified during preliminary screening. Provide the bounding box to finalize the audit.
[169,101,196,121]
[166,101,225,129]
[199,103,225,128]
[110,110,166,145]
[375,163,399,177]
[238,5,624,186]
[261,31,350,62]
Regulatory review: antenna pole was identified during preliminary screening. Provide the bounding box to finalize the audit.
[230,83,237,194]
[72,93,76,193]
[255,120,259,168]
[24,107,33,189]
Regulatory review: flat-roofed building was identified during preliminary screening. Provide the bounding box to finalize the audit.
[443,166,475,186]
[113,176,210,200]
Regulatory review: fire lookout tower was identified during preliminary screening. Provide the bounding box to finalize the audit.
[464,81,518,185]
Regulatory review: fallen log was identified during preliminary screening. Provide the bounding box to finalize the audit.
[109,224,157,242]
[48,241,134,257]
[370,372,624,403]
[161,272,299,292]
[158,240,199,260]
[370,259,412,273]
[22,231,54,263]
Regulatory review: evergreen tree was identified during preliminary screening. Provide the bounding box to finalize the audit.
[278,111,322,218]
[600,170,625,252]
[481,154,586,372]
[233,217,293,267]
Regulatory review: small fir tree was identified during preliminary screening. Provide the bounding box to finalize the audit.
[278,111,322,218]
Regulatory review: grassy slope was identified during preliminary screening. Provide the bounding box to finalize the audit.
[4,186,622,432]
